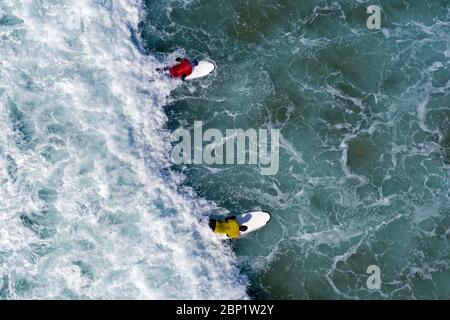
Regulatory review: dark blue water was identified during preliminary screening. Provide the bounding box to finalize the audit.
[140,0,450,299]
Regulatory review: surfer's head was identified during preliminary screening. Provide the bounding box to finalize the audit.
[239,225,248,231]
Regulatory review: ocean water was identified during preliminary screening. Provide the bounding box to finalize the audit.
[0,0,247,299]
[1,0,448,300]
[140,0,450,299]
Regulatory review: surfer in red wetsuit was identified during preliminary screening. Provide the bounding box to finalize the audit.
[158,58,198,81]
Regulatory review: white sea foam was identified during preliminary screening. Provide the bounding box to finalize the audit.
[0,0,247,299]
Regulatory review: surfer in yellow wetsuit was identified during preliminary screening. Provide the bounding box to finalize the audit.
[209,216,248,239]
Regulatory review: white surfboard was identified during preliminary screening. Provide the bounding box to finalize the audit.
[185,60,215,80]
[211,211,271,240]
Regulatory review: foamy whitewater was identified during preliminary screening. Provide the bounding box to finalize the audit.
[0,0,247,299]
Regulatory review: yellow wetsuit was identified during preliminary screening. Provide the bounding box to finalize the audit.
[213,219,240,239]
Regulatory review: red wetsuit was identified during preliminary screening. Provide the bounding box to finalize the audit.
[169,59,193,78]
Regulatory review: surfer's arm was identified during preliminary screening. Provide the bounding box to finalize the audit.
[156,66,168,72]
[181,75,186,81]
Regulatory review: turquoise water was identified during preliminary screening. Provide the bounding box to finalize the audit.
[0,0,448,300]
[140,0,450,299]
